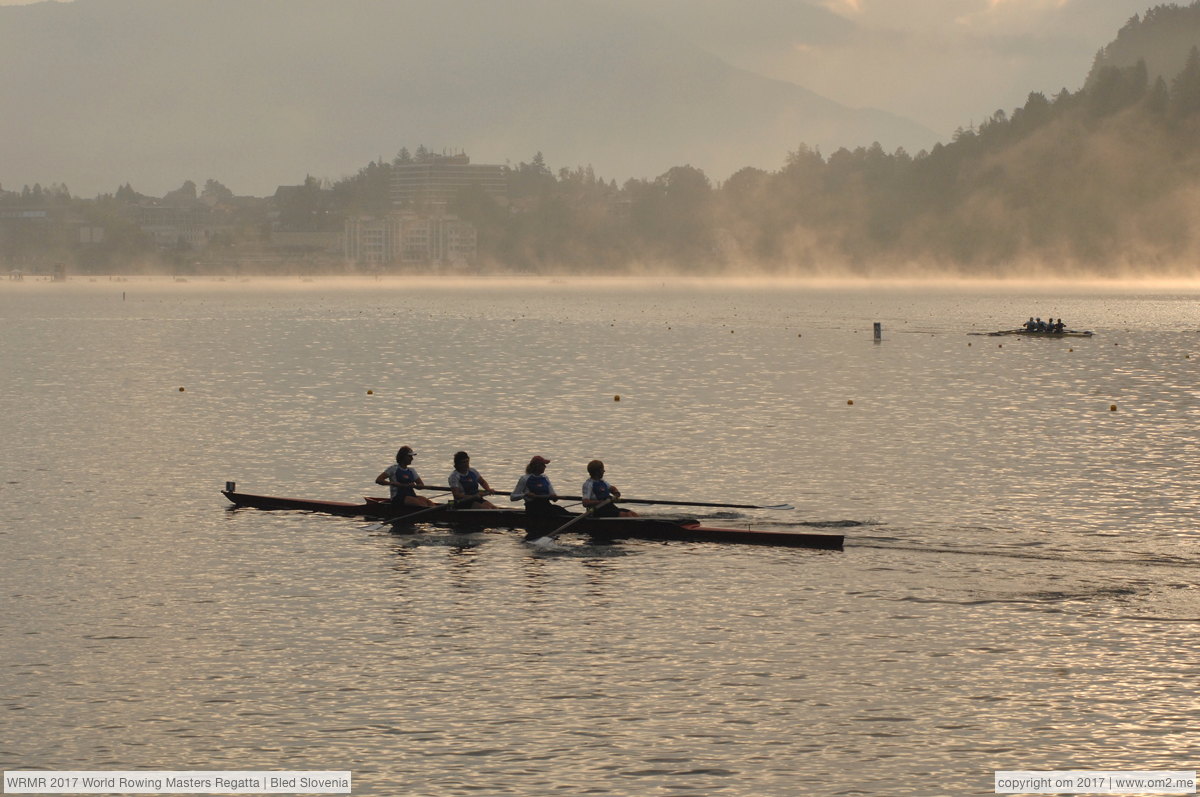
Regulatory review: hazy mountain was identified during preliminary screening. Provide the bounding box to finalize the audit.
[0,0,939,197]
[1087,2,1200,85]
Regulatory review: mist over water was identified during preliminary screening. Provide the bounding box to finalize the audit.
[2,278,1199,796]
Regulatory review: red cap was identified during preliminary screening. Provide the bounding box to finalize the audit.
[529,455,551,466]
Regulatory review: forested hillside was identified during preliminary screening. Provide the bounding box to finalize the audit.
[411,2,1200,275]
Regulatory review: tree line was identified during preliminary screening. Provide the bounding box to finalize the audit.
[328,37,1200,275]
[6,5,1200,276]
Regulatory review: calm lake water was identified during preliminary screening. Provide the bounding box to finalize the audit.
[2,277,1199,796]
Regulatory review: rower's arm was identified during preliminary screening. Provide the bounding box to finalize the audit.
[510,475,527,502]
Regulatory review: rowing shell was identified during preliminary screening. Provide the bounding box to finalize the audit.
[222,490,844,550]
[974,329,1094,337]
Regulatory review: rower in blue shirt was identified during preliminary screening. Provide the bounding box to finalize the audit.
[375,446,436,507]
[449,451,497,508]
[582,459,637,518]
[510,455,571,517]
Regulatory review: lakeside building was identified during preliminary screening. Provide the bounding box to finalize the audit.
[344,213,477,267]
[0,205,90,271]
[391,153,507,210]
[125,202,219,248]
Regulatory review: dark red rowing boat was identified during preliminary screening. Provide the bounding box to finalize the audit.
[222,489,844,550]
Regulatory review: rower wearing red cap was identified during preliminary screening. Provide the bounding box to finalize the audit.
[511,455,570,517]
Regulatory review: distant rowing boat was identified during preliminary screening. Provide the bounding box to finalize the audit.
[222,489,844,550]
[973,329,1094,338]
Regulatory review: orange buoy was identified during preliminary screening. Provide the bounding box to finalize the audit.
[178,387,185,392]
[614,395,621,402]
[1110,404,1117,411]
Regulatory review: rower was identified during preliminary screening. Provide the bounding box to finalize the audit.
[449,451,497,509]
[1053,318,1065,332]
[511,455,571,517]
[375,446,436,507]
[1024,317,1036,331]
[582,460,637,518]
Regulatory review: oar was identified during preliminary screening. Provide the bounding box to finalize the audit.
[526,498,614,544]
[552,496,793,510]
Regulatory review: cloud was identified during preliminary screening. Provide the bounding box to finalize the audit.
[821,0,862,16]
[636,0,1156,136]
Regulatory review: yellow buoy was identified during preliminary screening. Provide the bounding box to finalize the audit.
[367,389,374,395]
[847,399,854,405]
[1110,404,1117,411]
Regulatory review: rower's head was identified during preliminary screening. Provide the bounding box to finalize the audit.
[454,450,470,471]
[526,455,550,474]
[587,459,605,479]
[395,445,414,464]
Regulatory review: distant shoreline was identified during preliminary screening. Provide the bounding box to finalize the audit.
[4,273,1200,294]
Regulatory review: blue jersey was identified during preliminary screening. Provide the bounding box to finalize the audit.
[525,474,552,497]
[582,478,611,501]
[386,464,420,501]
[450,468,482,496]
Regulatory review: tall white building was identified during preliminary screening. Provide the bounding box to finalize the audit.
[344,213,477,266]
[391,153,507,210]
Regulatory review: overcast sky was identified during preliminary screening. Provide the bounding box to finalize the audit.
[625,0,1159,134]
[1,0,1165,189]
[0,0,1159,135]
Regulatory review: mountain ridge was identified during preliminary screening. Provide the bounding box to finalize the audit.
[0,0,938,196]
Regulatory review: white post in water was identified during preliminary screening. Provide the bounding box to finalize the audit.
[873,322,882,341]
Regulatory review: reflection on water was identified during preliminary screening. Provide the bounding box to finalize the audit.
[2,279,1199,795]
